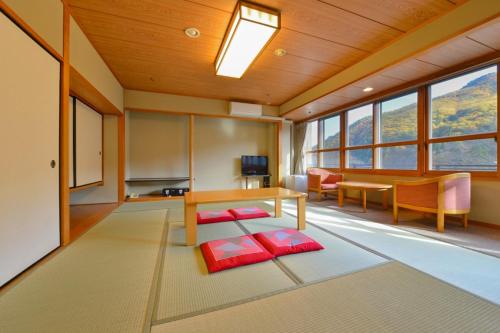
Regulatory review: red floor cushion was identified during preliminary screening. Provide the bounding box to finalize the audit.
[197,210,236,224]
[253,229,324,257]
[228,207,271,220]
[200,235,274,273]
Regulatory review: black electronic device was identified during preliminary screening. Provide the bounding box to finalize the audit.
[162,187,190,197]
[241,155,268,176]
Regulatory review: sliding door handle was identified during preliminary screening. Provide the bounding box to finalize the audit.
[50,160,56,168]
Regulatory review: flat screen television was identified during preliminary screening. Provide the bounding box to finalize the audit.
[241,155,268,176]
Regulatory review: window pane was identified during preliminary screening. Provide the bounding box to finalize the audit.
[304,120,318,151]
[323,116,340,149]
[380,92,417,143]
[306,152,318,169]
[429,139,497,171]
[320,151,340,168]
[377,145,417,170]
[347,104,373,147]
[430,65,497,138]
[346,149,372,169]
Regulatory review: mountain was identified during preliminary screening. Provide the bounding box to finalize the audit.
[323,72,497,169]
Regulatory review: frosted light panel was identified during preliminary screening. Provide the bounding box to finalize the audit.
[216,4,279,78]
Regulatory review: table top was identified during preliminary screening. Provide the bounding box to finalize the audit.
[336,181,392,190]
[185,187,306,204]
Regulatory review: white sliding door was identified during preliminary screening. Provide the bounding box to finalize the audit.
[75,99,103,187]
[0,13,60,286]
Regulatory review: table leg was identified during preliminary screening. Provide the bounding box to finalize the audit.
[362,189,367,212]
[275,198,282,218]
[382,190,388,210]
[185,203,197,246]
[338,188,344,207]
[297,196,306,230]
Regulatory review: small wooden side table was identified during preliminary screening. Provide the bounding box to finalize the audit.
[336,181,392,212]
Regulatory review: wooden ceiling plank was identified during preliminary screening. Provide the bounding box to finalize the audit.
[280,0,500,115]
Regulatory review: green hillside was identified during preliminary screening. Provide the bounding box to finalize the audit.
[323,72,497,170]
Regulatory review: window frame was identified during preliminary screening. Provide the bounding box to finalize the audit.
[302,62,499,179]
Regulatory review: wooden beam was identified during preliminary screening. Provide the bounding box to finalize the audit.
[298,53,500,123]
[117,113,125,202]
[280,0,500,115]
[276,121,282,186]
[126,107,282,123]
[188,115,194,191]
[60,2,71,246]
[70,66,121,115]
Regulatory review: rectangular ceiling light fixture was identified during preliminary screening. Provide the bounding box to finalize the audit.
[215,1,280,78]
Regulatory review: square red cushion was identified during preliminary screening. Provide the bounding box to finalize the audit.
[197,210,236,224]
[200,235,274,273]
[253,229,324,257]
[228,207,271,220]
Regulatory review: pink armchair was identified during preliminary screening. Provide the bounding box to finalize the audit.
[307,168,343,201]
[393,173,471,232]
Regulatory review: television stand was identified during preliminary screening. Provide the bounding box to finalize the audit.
[242,174,270,189]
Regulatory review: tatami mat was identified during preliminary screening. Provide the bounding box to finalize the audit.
[115,200,183,213]
[240,216,388,283]
[152,262,500,333]
[0,209,168,333]
[154,221,296,323]
[279,201,500,305]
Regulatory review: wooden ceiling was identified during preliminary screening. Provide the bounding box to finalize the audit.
[68,0,468,106]
[286,17,500,121]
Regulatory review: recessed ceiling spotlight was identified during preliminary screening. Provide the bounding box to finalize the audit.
[307,109,312,114]
[363,87,374,92]
[184,27,201,38]
[274,48,287,57]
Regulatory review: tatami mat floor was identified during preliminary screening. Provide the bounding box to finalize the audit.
[1,199,500,333]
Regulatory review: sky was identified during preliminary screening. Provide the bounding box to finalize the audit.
[431,65,496,98]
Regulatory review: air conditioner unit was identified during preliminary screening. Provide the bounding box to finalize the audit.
[229,101,263,117]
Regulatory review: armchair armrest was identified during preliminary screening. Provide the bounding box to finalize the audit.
[307,174,322,190]
[394,179,439,209]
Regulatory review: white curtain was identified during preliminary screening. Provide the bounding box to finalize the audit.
[292,122,307,175]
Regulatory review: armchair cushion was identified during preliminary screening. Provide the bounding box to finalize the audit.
[321,184,338,190]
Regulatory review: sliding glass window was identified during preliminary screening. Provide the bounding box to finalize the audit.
[428,65,497,172]
[319,115,341,169]
[345,104,373,169]
[376,92,419,170]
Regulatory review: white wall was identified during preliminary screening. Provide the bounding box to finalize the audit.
[127,112,188,179]
[70,17,123,112]
[3,0,63,55]
[193,117,275,190]
[125,90,280,117]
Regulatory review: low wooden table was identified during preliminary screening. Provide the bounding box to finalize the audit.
[183,187,307,245]
[337,181,392,212]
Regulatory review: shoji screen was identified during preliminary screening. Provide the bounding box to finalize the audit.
[74,99,103,187]
[0,13,60,286]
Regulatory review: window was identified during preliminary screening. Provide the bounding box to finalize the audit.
[319,115,341,169]
[428,65,497,172]
[302,116,342,170]
[378,145,418,170]
[379,92,417,143]
[320,150,340,168]
[323,116,340,149]
[346,104,373,147]
[346,148,372,169]
[376,92,419,171]
[301,62,498,177]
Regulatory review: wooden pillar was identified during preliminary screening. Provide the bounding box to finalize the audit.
[60,3,71,245]
[117,113,125,202]
[189,115,194,191]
